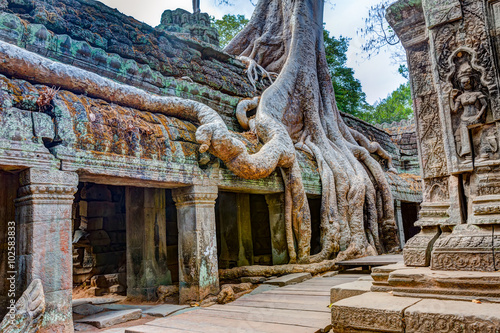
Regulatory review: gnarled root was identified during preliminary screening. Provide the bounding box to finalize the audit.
[238,55,277,91]
[219,259,339,280]
[349,128,397,173]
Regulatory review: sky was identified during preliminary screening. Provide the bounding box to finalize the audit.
[99,0,406,105]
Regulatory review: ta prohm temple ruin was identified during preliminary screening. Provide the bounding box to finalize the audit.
[0,0,497,332]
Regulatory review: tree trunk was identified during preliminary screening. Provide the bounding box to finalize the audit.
[222,0,399,271]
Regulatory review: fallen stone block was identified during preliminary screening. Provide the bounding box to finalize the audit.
[73,296,124,307]
[73,304,104,316]
[75,309,142,329]
[241,276,267,284]
[248,284,278,295]
[143,304,189,317]
[330,280,373,304]
[264,272,312,286]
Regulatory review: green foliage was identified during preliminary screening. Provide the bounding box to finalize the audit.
[211,14,249,48]
[363,82,413,124]
[323,29,371,119]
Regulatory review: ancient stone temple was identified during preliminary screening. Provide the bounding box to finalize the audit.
[0,0,421,331]
[331,0,500,331]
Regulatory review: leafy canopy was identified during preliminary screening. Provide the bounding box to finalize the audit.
[211,14,249,48]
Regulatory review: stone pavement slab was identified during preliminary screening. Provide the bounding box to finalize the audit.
[330,280,372,304]
[75,309,142,329]
[331,292,421,332]
[405,298,500,333]
[102,304,154,311]
[143,304,190,317]
[247,284,278,295]
[264,273,312,286]
[73,296,126,307]
[73,304,104,316]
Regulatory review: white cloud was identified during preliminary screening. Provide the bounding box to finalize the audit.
[98,0,406,104]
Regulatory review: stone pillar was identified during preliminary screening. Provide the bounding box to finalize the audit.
[217,192,253,268]
[265,193,289,265]
[394,201,406,248]
[236,193,254,267]
[126,187,171,300]
[172,185,219,304]
[15,168,78,332]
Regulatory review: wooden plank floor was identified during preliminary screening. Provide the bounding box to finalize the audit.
[124,273,364,333]
[337,254,403,268]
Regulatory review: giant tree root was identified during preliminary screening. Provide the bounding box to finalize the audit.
[219,260,340,280]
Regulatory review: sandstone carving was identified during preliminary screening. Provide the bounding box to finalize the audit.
[0,279,45,333]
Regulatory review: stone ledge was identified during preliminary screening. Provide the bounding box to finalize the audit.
[388,267,500,302]
[331,292,421,332]
[330,281,372,304]
[405,298,500,333]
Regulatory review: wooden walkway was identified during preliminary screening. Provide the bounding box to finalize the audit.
[124,273,364,333]
[337,254,403,271]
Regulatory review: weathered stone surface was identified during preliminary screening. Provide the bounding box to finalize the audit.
[241,276,267,284]
[265,193,290,265]
[370,262,414,292]
[73,322,96,331]
[248,284,279,295]
[405,299,500,333]
[264,273,312,287]
[387,267,500,302]
[172,185,219,304]
[73,304,104,316]
[15,168,78,332]
[330,281,372,304]
[143,304,189,317]
[331,292,421,333]
[73,297,124,307]
[126,187,171,301]
[0,279,45,333]
[75,309,142,329]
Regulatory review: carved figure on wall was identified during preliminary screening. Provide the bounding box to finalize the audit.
[449,52,488,162]
[477,124,498,163]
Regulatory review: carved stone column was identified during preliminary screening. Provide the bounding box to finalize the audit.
[172,185,219,304]
[265,193,289,265]
[387,3,447,267]
[126,187,171,300]
[15,168,78,332]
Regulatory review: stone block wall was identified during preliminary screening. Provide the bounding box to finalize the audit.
[382,119,420,175]
[73,183,127,293]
